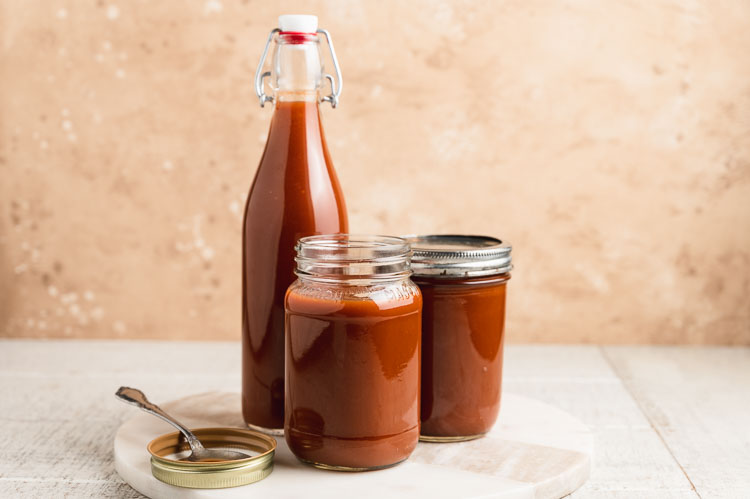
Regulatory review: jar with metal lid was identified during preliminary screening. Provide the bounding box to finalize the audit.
[404,235,512,442]
[284,235,422,470]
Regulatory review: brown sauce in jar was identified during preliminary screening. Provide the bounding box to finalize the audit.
[414,274,509,439]
[285,277,421,470]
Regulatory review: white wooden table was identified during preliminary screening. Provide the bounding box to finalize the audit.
[0,340,748,498]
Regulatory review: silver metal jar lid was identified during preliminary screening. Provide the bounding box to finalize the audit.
[404,235,512,278]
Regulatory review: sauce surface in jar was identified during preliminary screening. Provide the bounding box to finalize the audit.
[285,235,422,470]
[406,235,512,441]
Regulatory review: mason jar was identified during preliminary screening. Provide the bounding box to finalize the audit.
[404,235,512,442]
[284,235,422,470]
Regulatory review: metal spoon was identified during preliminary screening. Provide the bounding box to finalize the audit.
[115,386,249,462]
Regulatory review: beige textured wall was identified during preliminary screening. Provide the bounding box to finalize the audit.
[1,1,749,343]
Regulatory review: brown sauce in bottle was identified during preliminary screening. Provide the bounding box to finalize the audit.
[241,100,348,430]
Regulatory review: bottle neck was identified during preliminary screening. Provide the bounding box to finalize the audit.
[272,36,323,102]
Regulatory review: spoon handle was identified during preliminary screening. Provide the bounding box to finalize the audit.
[115,386,205,454]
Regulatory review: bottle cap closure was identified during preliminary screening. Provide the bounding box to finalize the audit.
[257,15,342,108]
[278,14,318,33]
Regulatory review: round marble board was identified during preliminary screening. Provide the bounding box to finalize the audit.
[114,392,591,498]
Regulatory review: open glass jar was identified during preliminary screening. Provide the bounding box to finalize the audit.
[284,235,422,470]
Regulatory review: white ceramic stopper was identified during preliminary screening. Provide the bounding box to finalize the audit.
[278,15,318,33]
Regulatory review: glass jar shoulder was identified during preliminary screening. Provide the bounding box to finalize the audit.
[285,278,422,318]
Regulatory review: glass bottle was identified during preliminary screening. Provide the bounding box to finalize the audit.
[242,15,348,433]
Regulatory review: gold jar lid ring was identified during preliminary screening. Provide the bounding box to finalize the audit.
[147,427,276,489]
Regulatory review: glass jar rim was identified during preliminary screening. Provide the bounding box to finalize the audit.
[296,234,410,259]
[295,234,411,281]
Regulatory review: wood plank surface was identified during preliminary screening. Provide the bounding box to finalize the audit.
[504,346,697,497]
[602,346,750,499]
[1,340,747,498]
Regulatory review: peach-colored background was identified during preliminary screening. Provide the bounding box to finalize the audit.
[1,1,749,343]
